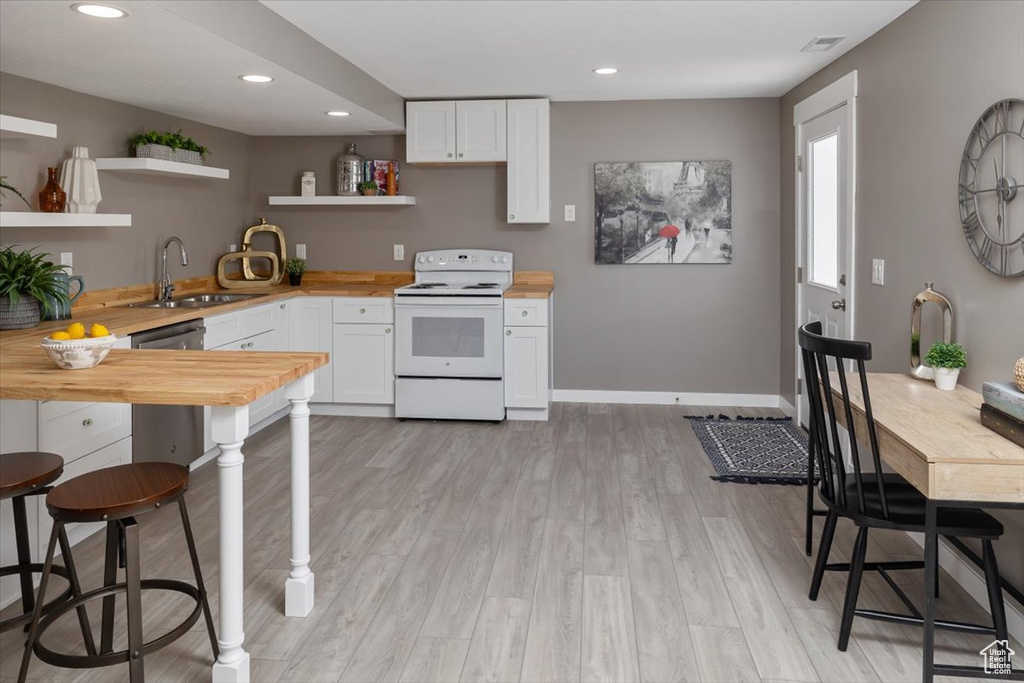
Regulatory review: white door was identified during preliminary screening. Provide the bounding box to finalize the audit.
[797,104,853,427]
[406,101,456,163]
[504,326,548,408]
[507,99,550,224]
[333,323,395,404]
[456,100,507,162]
[290,298,333,403]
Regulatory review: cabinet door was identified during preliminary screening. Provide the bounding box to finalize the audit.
[407,101,456,163]
[456,100,507,162]
[291,298,333,403]
[507,99,550,224]
[244,330,278,426]
[504,326,549,408]
[272,301,292,411]
[333,324,394,404]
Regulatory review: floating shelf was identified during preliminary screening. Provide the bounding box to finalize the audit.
[268,195,416,206]
[95,158,230,179]
[0,212,132,228]
[0,114,57,139]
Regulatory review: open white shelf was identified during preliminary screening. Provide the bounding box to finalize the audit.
[96,158,230,179]
[268,195,416,206]
[0,114,57,139]
[0,212,132,228]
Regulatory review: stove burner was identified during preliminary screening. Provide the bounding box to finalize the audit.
[406,282,448,289]
[463,283,500,290]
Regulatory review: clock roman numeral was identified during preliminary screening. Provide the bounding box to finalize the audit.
[963,154,979,171]
[963,211,981,239]
[997,100,1012,133]
[978,235,994,265]
[976,119,993,147]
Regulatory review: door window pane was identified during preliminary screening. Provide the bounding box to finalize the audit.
[809,133,839,288]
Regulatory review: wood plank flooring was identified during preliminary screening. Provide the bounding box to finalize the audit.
[1,404,1020,682]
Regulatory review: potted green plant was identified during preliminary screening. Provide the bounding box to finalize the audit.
[285,257,307,286]
[925,341,966,391]
[128,129,211,166]
[0,176,32,209]
[0,247,70,329]
[358,180,379,197]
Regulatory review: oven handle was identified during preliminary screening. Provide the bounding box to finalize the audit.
[394,302,503,310]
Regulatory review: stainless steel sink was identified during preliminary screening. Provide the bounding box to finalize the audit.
[124,292,267,309]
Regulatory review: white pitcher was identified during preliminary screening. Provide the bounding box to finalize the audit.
[60,146,102,214]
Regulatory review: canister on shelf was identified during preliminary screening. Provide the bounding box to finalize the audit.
[300,171,316,197]
[336,144,364,196]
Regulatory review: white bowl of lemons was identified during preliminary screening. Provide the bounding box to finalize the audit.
[41,322,115,370]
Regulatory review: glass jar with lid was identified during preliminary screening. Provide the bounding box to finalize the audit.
[336,144,364,196]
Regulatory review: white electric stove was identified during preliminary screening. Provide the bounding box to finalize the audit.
[394,250,513,421]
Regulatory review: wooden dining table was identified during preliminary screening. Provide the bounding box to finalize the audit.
[828,373,1024,682]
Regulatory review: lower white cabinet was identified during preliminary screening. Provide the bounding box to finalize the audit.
[333,323,395,404]
[290,297,333,403]
[504,326,549,408]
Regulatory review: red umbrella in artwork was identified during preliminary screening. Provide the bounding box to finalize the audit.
[659,224,681,238]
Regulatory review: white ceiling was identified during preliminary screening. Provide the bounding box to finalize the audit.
[263,0,917,100]
[0,0,917,135]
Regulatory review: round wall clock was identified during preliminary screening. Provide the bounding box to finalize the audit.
[958,98,1024,278]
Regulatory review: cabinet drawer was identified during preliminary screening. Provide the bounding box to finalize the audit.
[504,299,548,326]
[333,298,394,324]
[203,310,244,349]
[246,303,275,337]
[39,400,131,463]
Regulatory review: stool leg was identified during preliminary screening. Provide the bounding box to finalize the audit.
[99,521,119,655]
[11,496,35,621]
[123,518,145,683]
[56,524,97,656]
[179,499,219,658]
[17,522,59,683]
[982,539,1008,642]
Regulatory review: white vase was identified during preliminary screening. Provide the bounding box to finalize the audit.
[60,146,102,214]
[933,367,960,391]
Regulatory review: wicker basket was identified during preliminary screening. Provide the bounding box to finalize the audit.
[170,148,204,166]
[1015,358,1024,392]
[0,296,41,330]
[134,143,172,161]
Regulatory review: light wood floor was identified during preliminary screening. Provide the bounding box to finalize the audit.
[1,404,1019,682]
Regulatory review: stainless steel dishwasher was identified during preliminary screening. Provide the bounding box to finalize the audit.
[131,320,205,467]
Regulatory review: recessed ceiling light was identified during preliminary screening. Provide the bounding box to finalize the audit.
[240,74,274,83]
[801,36,845,52]
[593,67,618,75]
[326,111,351,117]
[71,3,127,18]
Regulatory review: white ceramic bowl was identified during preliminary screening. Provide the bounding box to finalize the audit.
[40,334,117,370]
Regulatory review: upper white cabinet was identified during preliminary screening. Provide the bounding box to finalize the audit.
[406,101,457,162]
[507,99,550,224]
[407,100,507,163]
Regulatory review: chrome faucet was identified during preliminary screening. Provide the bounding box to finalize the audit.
[160,236,189,301]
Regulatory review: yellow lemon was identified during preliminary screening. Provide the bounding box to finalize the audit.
[66,322,86,339]
[49,331,71,341]
[89,323,109,338]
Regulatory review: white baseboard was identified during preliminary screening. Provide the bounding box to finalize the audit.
[311,403,395,418]
[507,407,550,421]
[779,396,796,418]
[905,531,1024,645]
[550,389,782,409]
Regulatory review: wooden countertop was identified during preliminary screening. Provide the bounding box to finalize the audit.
[505,283,553,298]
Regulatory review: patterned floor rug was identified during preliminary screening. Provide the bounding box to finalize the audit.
[686,415,811,485]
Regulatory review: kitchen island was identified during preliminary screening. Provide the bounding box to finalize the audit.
[0,345,328,683]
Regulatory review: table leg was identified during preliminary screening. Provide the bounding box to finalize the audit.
[922,499,937,683]
[284,373,316,617]
[211,405,251,683]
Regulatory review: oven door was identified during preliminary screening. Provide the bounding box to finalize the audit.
[395,297,504,378]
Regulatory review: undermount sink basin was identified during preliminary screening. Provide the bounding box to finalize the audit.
[124,292,267,309]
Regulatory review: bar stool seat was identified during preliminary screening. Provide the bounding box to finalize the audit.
[46,462,188,523]
[1,452,64,498]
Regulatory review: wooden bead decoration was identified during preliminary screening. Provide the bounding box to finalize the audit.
[1015,357,1024,392]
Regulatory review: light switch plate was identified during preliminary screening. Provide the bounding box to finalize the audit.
[229,244,237,253]
[872,259,885,285]
[564,205,576,222]
[60,252,73,273]
[296,243,307,259]
[393,244,405,261]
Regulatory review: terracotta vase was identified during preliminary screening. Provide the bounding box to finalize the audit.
[38,167,66,213]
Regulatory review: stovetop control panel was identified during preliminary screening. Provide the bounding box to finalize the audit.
[413,249,512,272]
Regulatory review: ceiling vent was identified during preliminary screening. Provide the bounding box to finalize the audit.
[801,36,845,52]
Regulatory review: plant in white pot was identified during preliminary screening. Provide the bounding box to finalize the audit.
[925,341,967,391]
[0,246,70,330]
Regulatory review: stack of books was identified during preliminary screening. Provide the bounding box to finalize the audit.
[981,381,1024,447]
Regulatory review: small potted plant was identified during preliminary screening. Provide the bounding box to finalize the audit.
[358,180,379,197]
[0,247,70,330]
[0,176,32,209]
[285,257,307,286]
[128,129,210,166]
[925,341,966,391]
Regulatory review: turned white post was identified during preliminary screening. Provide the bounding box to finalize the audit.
[284,373,316,617]
[211,405,251,683]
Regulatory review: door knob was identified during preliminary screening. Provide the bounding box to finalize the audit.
[831,298,846,311]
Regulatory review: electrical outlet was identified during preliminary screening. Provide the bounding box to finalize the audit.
[564,205,576,222]
[60,252,73,273]
[393,244,404,261]
[296,243,307,259]
[872,259,885,285]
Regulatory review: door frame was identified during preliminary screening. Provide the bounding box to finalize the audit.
[794,70,858,424]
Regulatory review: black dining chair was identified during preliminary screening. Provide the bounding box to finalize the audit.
[798,322,1008,651]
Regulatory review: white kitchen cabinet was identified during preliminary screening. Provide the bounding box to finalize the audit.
[333,323,394,404]
[504,326,548,409]
[207,329,277,429]
[272,301,292,411]
[456,100,507,162]
[507,98,550,224]
[406,101,457,163]
[290,297,333,403]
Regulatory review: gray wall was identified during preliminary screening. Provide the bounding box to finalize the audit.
[779,0,1024,591]
[250,99,781,395]
[0,72,251,290]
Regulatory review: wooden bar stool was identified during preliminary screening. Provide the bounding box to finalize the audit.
[0,452,95,649]
[17,463,217,683]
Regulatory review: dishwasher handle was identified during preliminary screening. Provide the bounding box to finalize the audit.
[131,321,206,350]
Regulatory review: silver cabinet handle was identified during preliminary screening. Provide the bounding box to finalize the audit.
[831,298,847,311]
[458,152,463,158]
[359,308,366,314]
[82,418,93,427]
[280,304,286,309]
[447,152,453,158]
[521,310,528,317]
[385,328,391,334]
[506,330,512,336]
[509,214,515,220]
